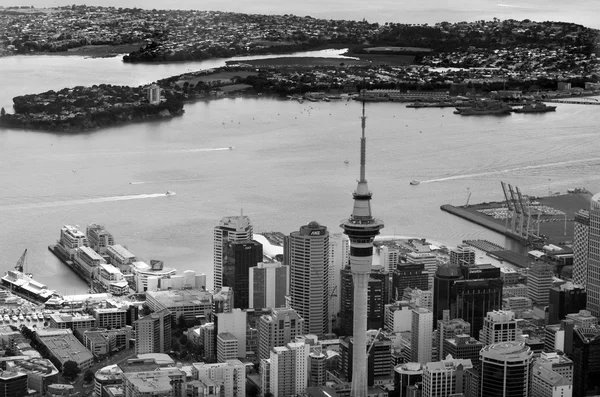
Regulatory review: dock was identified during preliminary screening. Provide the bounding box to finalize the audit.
[47,244,92,287]
[544,99,600,105]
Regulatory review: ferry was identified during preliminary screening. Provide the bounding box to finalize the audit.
[1,250,59,303]
[166,191,176,196]
[410,180,420,186]
[512,102,557,113]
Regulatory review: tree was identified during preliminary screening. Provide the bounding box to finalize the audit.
[177,314,187,329]
[179,334,188,346]
[62,360,80,380]
[0,108,5,117]
[83,369,94,382]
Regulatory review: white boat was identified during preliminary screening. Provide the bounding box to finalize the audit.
[165,191,176,196]
[25,315,31,321]
[37,313,44,320]
[18,314,24,321]
[410,180,420,186]
[3,315,9,322]
[11,315,17,322]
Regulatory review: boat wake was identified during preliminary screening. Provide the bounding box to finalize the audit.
[421,157,600,184]
[0,193,170,211]
[130,178,204,185]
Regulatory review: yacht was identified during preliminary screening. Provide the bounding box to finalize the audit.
[166,191,176,196]
[410,180,420,186]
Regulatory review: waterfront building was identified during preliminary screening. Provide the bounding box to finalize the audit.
[329,233,350,333]
[587,193,600,317]
[0,370,27,397]
[340,101,384,397]
[36,329,94,370]
[130,260,177,293]
[433,262,462,324]
[48,313,96,331]
[384,301,412,333]
[134,308,172,354]
[257,307,304,360]
[530,362,573,397]
[411,307,433,364]
[449,244,476,267]
[95,263,129,296]
[192,359,246,397]
[565,309,598,327]
[287,221,330,338]
[213,309,247,359]
[223,239,262,310]
[422,356,473,397]
[573,210,589,289]
[57,225,88,260]
[86,223,114,255]
[527,262,554,306]
[479,310,520,346]
[565,326,600,397]
[249,261,288,310]
[548,282,587,324]
[105,245,137,273]
[436,311,470,361]
[406,252,438,289]
[480,341,533,397]
[74,246,107,278]
[443,335,484,370]
[213,214,253,290]
[393,262,429,301]
[146,288,212,323]
[270,341,310,397]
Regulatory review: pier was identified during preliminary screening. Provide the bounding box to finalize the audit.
[544,98,600,105]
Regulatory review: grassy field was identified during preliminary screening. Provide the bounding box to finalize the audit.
[176,71,258,87]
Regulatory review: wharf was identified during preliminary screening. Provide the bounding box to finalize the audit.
[47,244,92,287]
[463,240,531,268]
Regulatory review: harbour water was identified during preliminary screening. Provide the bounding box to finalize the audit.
[1,51,600,293]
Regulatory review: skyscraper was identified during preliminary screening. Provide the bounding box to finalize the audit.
[548,282,587,324]
[573,210,589,289]
[393,262,430,301]
[287,221,330,337]
[433,262,463,324]
[587,194,600,317]
[213,214,253,289]
[134,308,172,354]
[527,262,554,306]
[479,310,520,346]
[249,261,288,310]
[223,239,263,309]
[257,307,304,360]
[340,101,384,397]
[411,307,433,364]
[480,341,533,397]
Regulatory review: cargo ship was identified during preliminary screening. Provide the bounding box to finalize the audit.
[454,100,512,115]
[512,102,557,113]
[1,250,59,303]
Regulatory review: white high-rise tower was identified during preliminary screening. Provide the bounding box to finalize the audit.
[340,101,384,397]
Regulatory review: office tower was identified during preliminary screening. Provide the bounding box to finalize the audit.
[340,267,389,336]
[395,363,423,397]
[340,101,384,397]
[588,194,600,317]
[422,357,473,397]
[86,223,114,254]
[444,335,484,370]
[393,263,429,301]
[480,341,533,397]
[406,252,438,289]
[213,214,253,289]
[455,264,503,339]
[249,261,288,310]
[527,262,554,306]
[309,346,327,387]
[270,341,310,397]
[287,221,329,338]
[535,352,573,383]
[548,283,587,324]
[329,233,350,332]
[378,243,401,272]
[214,309,247,359]
[403,287,433,311]
[436,311,470,361]
[384,301,412,333]
[216,333,238,362]
[223,239,262,309]
[565,326,600,397]
[134,308,171,354]
[573,210,589,289]
[530,362,573,397]
[449,244,476,267]
[193,360,246,397]
[257,307,304,360]
[479,310,520,346]
[433,262,463,324]
[339,332,393,387]
[411,307,433,364]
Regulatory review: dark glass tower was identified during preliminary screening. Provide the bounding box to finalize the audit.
[433,262,463,325]
[223,239,263,309]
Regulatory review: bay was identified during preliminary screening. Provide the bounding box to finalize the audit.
[1,50,599,294]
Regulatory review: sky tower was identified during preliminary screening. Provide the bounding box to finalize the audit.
[340,100,384,397]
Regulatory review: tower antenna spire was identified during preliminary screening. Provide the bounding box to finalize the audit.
[360,96,366,182]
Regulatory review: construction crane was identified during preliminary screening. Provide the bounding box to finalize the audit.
[367,328,383,357]
[14,249,27,274]
[500,181,515,231]
[465,187,472,206]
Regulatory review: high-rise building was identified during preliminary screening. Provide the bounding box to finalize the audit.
[565,326,600,397]
[587,193,600,317]
[455,264,503,339]
[393,263,430,301]
[340,101,384,397]
[249,261,288,310]
[394,363,423,397]
[480,341,533,397]
[214,309,247,359]
[444,334,484,371]
[422,356,473,397]
[223,239,263,309]
[134,308,171,354]
[192,360,246,397]
[86,223,114,254]
[270,341,310,397]
[573,210,589,289]
[213,215,253,290]
[384,301,412,333]
[339,332,393,387]
[436,311,470,361]
[535,352,573,383]
[433,262,463,324]
[548,283,587,324]
[0,371,27,397]
[530,362,573,397]
[287,221,329,338]
[406,252,438,289]
[329,233,350,332]
[449,244,476,267]
[479,310,520,346]
[411,307,433,364]
[378,243,401,272]
[527,262,554,306]
[257,307,304,360]
[403,287,433,311]
[565,309,598,327]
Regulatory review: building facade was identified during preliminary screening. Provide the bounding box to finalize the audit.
[213,215,253,290]
[573,210,589,289]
